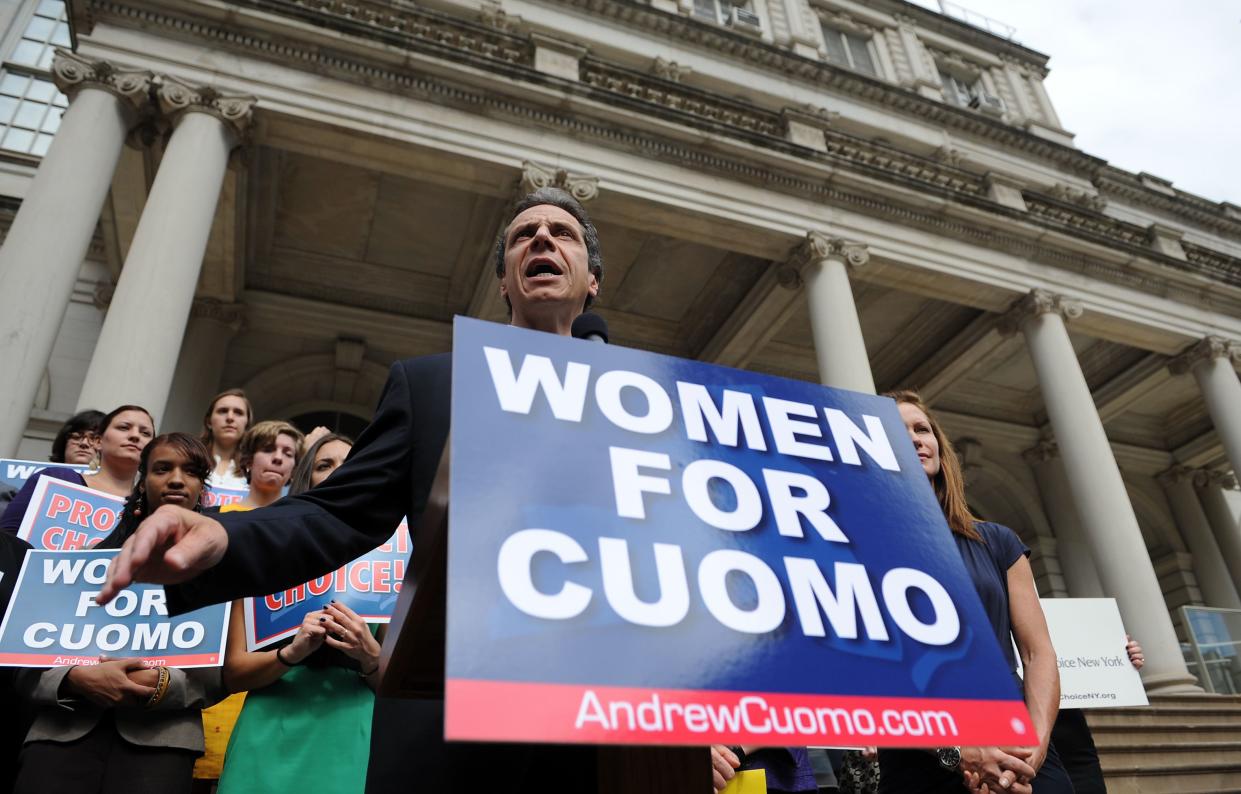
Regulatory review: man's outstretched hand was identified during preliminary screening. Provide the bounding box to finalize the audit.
[98,505,228,605]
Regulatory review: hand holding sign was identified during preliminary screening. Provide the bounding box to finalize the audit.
[282,609,329,664]
[322,601,381,673]
[99,504,228,605]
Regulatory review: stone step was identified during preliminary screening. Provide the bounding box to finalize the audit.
[1097,741,1241,771]
[1088,703,1241,727]
[1099,765,1241,794]
[1090,721,1241,745]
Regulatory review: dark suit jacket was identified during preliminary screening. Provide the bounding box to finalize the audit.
[166,354,452,615]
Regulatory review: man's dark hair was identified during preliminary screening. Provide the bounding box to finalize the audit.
[50,409,104,463]
[492,187,604,310]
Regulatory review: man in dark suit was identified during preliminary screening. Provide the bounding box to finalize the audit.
[99,186,603,792]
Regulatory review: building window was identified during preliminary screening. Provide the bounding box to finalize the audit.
[940,72,976,107]
[0,0,70,157]
[820,25,876,77]
[692,0,762,33]
[939,69,1005,117]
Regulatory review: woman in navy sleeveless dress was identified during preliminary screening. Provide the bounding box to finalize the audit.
[878,391,1073,794]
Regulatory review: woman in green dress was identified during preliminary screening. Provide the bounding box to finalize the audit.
[217,433,382,794]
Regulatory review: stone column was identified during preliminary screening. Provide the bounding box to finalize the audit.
[0,52,152,456]
[76,77,255,425]
[1197,471,1241,593]
[1159,467,1241,609]
[1172,337,1241,481]
[1024,440,1104,598]
[159,300,246,434]
[1002,289,1199,692]
[792,232,875,394]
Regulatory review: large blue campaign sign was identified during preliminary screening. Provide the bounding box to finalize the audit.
[0,550,229,667]
[444,317,1033,748]
[17,477,124,550]
[242,521,410,651]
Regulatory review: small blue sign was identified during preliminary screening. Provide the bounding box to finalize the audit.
[0,549,229,667]
[0,458,89,495]
[444,317,1031,748]
[17,477,123,550]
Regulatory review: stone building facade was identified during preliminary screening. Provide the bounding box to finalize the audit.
[0,0,1239,694]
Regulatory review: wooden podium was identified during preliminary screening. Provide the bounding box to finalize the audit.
[378,444,708,793]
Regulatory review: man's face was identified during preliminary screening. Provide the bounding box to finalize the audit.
[500,204,598,320]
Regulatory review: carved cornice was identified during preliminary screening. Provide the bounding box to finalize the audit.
[1021,439,1058,466]
[998,288,1083,335]
[1168,335,1241,375]
[790,232,869,272]
[651,57,690,83]
[156,76,257,137]
[581,58,785,137]
[1046,183,1107,213]
[51,49,153,112]
[75,0,1241,302]
[1095,168,1241,241]
[520,160,598,202]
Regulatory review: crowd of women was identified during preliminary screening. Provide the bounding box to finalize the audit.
[0,390,378,794]
[0,388,1144,794]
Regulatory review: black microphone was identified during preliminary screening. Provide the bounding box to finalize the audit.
[572,312,609,344]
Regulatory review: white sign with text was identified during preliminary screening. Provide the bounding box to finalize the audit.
[1040,598,1148,709]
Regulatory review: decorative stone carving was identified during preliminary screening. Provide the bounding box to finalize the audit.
[998,288,1083,336]
[1021,439,1059,466]
[775,265,802,290]
[1047,183,1107,212]
[189,298,246,331]
[520,160,599,202]
[790,231,869,272]
[652,57,690,83]
[479,0,516,31]
[1156,465,1196,487]
[156,76,257,137]
[92,281,115,310]
[51,50,153,112]
[1168,336,1241,375]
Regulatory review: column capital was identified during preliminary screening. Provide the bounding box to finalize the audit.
[1156,465,1197,487]
[520,159,598,203]
[52,50,153,113]
[998,288,1083,336]
[156,76,256,139]
[1021,439,1059,466]
[1168,335,1241,375]
[790,232,869,273]
[1204,470,1239,490]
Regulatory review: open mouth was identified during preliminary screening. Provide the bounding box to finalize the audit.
[525,258,563,278]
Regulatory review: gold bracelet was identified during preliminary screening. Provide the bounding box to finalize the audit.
[145,666,170,709]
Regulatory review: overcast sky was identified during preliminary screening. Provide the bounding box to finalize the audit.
[907,0,1241,204]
